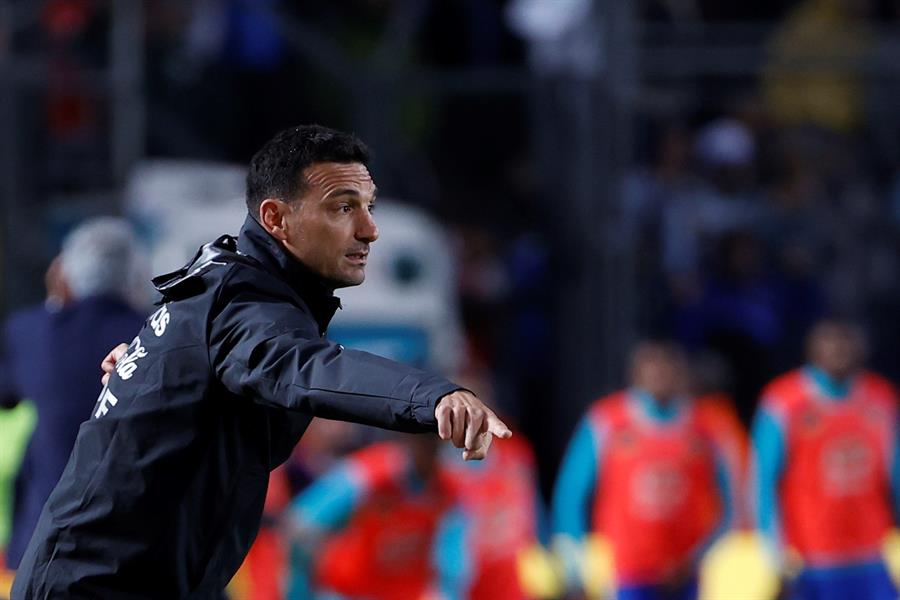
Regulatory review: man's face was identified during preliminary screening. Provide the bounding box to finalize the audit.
[808,323,863,380]
[280,162,378,288]
[630,344,685,402]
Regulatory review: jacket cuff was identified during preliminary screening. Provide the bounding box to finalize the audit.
[409,377,463,429]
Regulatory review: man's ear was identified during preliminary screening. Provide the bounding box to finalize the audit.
[259,199,289,241]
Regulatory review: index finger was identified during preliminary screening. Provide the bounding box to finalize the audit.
[486,413,512,439]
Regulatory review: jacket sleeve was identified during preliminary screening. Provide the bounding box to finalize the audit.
[208,280,461,432]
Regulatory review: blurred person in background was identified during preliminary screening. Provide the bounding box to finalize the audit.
[439,368,554,600]
[620,121,700,333]
[0,399,35,596]
[552,341,735,600]
[0,259,73,581]
[751,319,900,600]
[621,122,697,248]
[673,231,780,427]
[231,418,364,600]
[689,352,749,528]
[284,434,470,600]
[682,355,775,600]
[230,463,293,600]
[1,218,146,573]
[758,146,830,374]
[762,0,871,134]
[661,118,764,295]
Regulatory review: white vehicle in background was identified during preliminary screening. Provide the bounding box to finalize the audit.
[124,159,247,280]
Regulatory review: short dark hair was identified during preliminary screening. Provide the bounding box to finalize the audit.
[245,124,370,215]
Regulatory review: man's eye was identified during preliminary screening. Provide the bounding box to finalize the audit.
[368,203,376,213]
[339,205,352,214]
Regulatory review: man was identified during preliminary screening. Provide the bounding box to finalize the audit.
[552,341,734,600]
[688,354,749,527]
[751,320,900,600]
[2,218,147,570]
[286,435,469,600]
[13,125,509,599]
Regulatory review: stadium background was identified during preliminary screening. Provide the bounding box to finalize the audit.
[2,1,900,598]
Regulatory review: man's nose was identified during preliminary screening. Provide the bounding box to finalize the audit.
[356,212,378,243]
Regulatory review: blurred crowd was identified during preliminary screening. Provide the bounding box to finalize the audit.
[620,67,900,426]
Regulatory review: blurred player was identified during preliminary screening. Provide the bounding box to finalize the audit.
[552,341,734,600]
[439,371,549,600]
[687,357,768,599]
[0,402,35,596]
[232,418,363,600]
[232,465,292,600]
[751,320,900,600]
[440,435,547,600]
[285,434,470,600]
[689,354,749,527]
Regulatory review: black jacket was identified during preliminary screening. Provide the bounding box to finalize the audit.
[12,216,460,599]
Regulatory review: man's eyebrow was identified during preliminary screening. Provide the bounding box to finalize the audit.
[327,188,362,198]
[328,186,377,199]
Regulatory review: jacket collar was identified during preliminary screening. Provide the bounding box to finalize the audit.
[237,215,341,335]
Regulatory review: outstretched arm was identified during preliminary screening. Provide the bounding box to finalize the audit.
[210,285,509,450]
[100,290,510,459]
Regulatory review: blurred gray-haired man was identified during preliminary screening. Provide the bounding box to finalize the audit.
[1,216,147,569]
